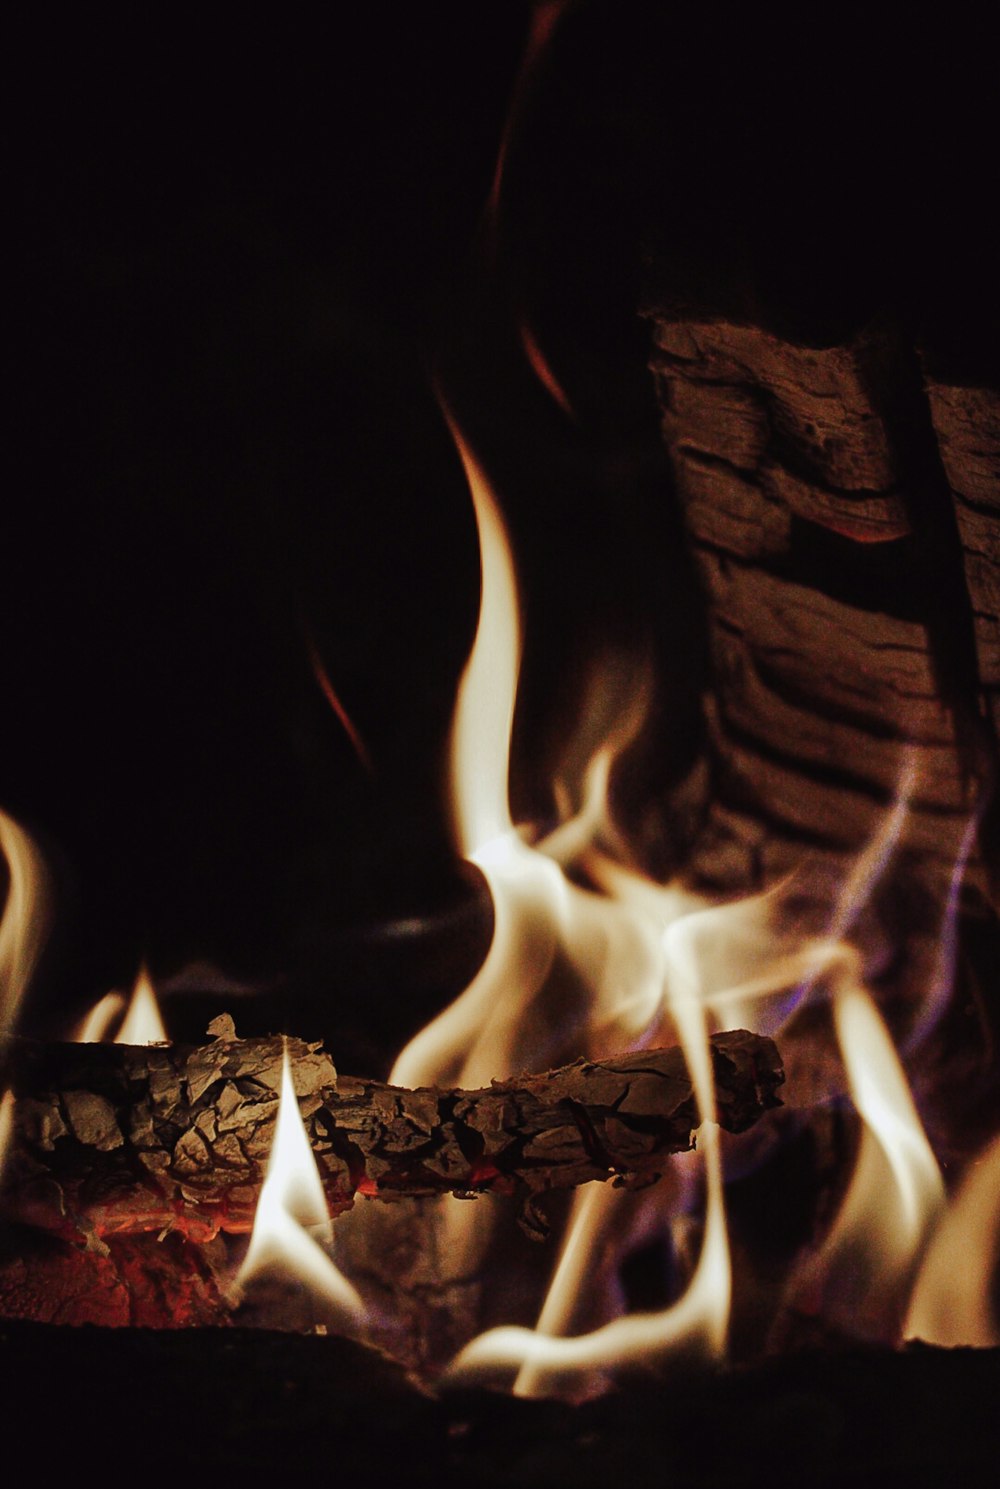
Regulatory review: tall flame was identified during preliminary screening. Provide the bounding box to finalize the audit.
[447,418,521,858]
[824,973,945,1306]
[361,405,987,1387]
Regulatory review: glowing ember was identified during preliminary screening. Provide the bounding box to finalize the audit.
[239,1042,364,1330]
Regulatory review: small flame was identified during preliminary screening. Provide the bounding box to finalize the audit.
[302,619,373,774]
[905,1130,1000,1348]
[74,965,167,1044]
[239,1042,364,1327]
[75,991,127,1043]
[116,965,167,1044]
[483,1,570,243]
[519,320,575,419]
[0,808,51,1038]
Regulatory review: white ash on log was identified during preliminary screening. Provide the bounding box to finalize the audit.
[0,1025,783,1245]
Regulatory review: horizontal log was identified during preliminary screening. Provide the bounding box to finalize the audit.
[0,1028,783,1243]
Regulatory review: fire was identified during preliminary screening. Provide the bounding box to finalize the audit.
[906,1130,1000,1348]
[0,1088,14,1179]
[0,809,52,1182]
[302,619,373,775]
[117,966,168,1044]
[238,1041,364,1330]
[0,807,52,1038]
[368,409,997,1393]
[75,965,167,1044]
[0,402,993,1379]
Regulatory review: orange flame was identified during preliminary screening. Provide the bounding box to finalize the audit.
[483,1,571,241]
[302,620,373,774]
[518,320,575,419]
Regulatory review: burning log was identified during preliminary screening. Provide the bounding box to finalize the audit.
[0,1023,782,1245]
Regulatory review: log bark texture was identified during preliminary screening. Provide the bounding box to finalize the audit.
[641,306,999,942]
[0,1026,782,1244]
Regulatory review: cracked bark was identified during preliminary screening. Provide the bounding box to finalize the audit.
[0,1026,782,1246]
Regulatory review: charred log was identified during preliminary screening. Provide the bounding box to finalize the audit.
[641,309,997,943]
[0,1025,782,1244]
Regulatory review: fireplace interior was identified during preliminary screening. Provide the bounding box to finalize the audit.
[4,4,1000,1482]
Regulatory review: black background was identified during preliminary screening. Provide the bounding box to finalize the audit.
[5,6,692,1056]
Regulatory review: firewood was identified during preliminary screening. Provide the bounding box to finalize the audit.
[0,1026,782,1244]
[921,374,1000,744]
[641,311,987,919]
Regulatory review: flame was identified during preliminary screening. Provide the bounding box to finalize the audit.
[116,965,168,1044]
[388,415,741,1391]
[905,1130,1000,1348]
[905,811,978,1054]
[473,916,732,1399]
[74,965,167,1044]
[302,619,373,774]
[0,1087,14,1180]
[351,410,986,1382]
[826,972,945,1292]
[239,1042,364,1328]
[0,808,52,1038]
[483,0,571,242]
[446,418,521,858]
[75,991,127,1043]
[519,320,574,419]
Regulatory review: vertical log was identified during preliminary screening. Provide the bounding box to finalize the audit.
[641,309,992,948]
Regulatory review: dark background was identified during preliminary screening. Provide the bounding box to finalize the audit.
[5,5,692,1057]
[5,5,997,1061]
